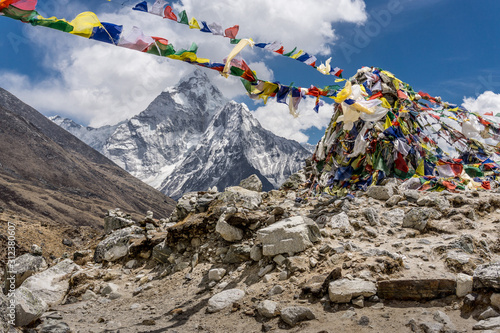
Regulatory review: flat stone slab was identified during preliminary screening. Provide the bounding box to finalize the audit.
[377,279,456,301]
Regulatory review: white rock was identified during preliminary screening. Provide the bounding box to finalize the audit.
[328,279,377,303]
[257,300,280,318]
[208,268,227,282]
[280,306,315,326]
[81,290,97,301]
[456,273,473,297]
[473,317,500,330]
[207,289,245,313]
[256,216,321,256]
[216,219,243,242]
[14,286,48,327]
[328,212,353,237]
[21,259,80,307]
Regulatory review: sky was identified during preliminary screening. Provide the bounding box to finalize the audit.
[1,0,500,145]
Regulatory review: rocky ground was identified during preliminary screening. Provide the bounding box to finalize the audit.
[2,173,500,333]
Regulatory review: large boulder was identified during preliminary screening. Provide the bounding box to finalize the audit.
[207,289,245,313]
[21,259,79,307]
[474,262,500,290]
[103,208,135,234]
[14,286,48,327]
[239,174,263,192]
[216,219,244,242]
[219,186,262,210]
[256,216,321,256]
[3,253,47,291]
[402,207,441,232]
[94,226,146,263]
[366,185,393,201]
[328,278,377,303]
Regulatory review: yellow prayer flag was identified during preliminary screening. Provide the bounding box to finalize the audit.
[69,11,101,38]
[189,17,200,29]
[380,97,391,109]
[290,50,304,59]
[416,159,425,176]
[384,115,392,129]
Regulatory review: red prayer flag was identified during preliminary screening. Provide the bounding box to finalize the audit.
[395,152,409,173]
[369,92,383,100]
[397,90,408,100]
[482,181,491,190]
[224,25,239,39]
[163,6,177,21]
[485,111,494,116]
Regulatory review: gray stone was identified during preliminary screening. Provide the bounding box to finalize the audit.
[31,244,43,256]
[223,244,251,264]
[257,300,279,318]
[250,245,262,262]
[152,240,173,264]
[108,291,122,300]
[258,265,275,277]
[381,209,405,225]
[81,290,97,301]
[363,208,380,226]
[101,283,119,296]
[456,273,473,297]
[21,259,79,307]
[39,320,71,333]
[328,212,354,237]
[352,296,364,308]
[281,172,307,190]
[174,192,198,220]
[404,190,420,202]
[256,216,321,256]
[403,207,439,231]
[366,186,393,201]
[280,306,315,326]
[268,285,284,296]
[3,253,48,291]
[239,174,263,192]
[479,307,500,320]
[207,289,245,313]
[273,254,287,266]
[94,226,146,263]
[386,195,403,207]
[474,262,500,290]
[208,268,226,282]
[14,286,48,327]
[286,256,309,273]
[473,317,500,330]
[0,292,12,332]
[220,186,262,210]
[104,208,135,234]
[419,321,444,333]
[328,279,376,303]
[491,293,500,309]
[364,226,378,238]
[417,195,450,211]
[216,219,244,242]
[433,310,456,330]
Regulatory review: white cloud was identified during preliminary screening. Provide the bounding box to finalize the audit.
[2,0,367,130]
[252,98,334,143]
[463,91,500,118]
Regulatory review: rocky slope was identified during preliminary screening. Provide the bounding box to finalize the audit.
[3,173,500,333]
[0,87,175,229]
[52,70,311,199]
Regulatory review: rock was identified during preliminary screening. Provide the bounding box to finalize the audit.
[31,244,43,256]
[403,207,439,232]
[281,171,307,190]
[280,306,315,326]
[473,317,500,330]
[62,239,74,247]
[417,195,450,211]
[302,267,342,296]
[268,285,284,296]
[250,245,262,262]
[256,216,321,256]
[479,307,500,320]
[433,310,456,330]
[445,251,471,273]
[364,226,378,238]
[216,219,244,242]
[14,286,49,327]
[419,321,444,333]
[0,292,12,332]
[366,185,393,201]
[456,273,473,297]
[208,268,226,282]
[152,240,173,264]
[3,253,48,291]
[474,262,500,290]
[207,289,245,313]
[357,316,370,326]
[257,300,279,318]
[328,212,354,237]
[82,290,97,301]
[491,293,500,309]
[239,174,263,192]
[386,195,403,207]
[363,208,380,226]
[404,190,420,202]
[104,208,135,234]
[94,226,146,263]
[258,264,275,277]
[223,244,251,264]
[220,186,262,210]
[377,279,456,301]
[39,320,71,333]
[352,296,364,308]
[328,279,376,303]
[21,259,79,307]
[101,283,119,296]
[286,256,309,273]
[108,291,122,300]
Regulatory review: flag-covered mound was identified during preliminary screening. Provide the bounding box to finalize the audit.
[309,67,500,196]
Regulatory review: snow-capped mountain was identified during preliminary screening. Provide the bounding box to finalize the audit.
[51,70,311,198]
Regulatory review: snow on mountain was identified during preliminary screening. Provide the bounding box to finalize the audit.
[51,70,311,199]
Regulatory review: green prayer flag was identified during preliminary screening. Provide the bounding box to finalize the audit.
[2,6,38,22]
[283,47,297,57]
[178,10,189,25]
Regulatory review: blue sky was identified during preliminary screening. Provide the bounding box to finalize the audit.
[1,0,500,145]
